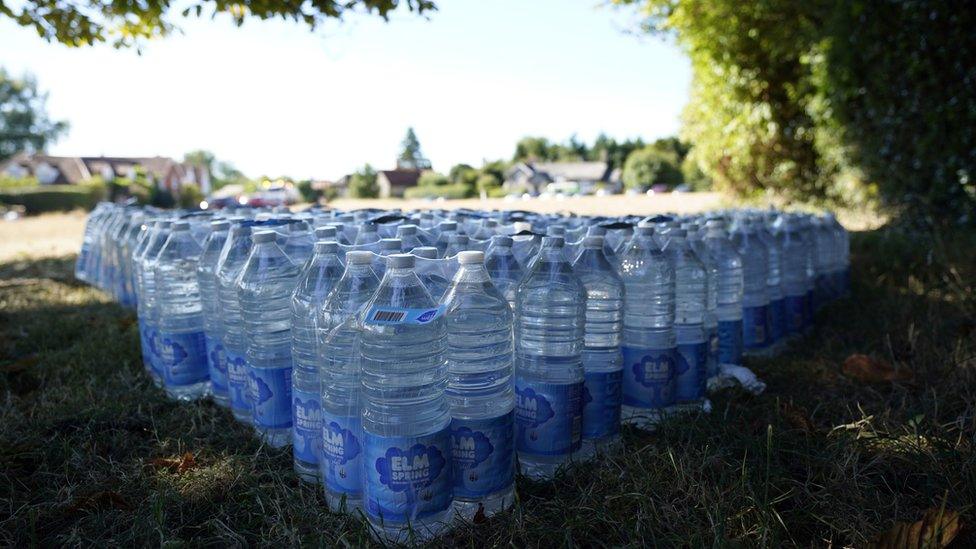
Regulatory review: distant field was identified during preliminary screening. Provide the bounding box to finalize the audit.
[0,210,87,262]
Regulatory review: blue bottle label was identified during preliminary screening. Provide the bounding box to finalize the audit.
[785,294,805,333]
[247,365,293,429]
[292,388,321,465]
[138,317,153,370]
[718,319,743,364]
[450,412,515,499]
[769,298,785,342]
[226,349,250,412]
[157,330,209,386]
[363,427,453,523]
[146,324,166,379]
[322,414,363,496]
[362,304,445,326]
[804,290,814,326]
[742,305,769,349]
[514,379,583,456]
[582,370,622,439]
[675,340,708,402]
[621,346,676,408]
[204,334,228,394]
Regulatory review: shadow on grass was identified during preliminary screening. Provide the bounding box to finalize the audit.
[1,229,974,546]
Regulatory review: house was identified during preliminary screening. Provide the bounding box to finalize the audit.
[376,169,423,198]
[0,153,211,196]
[503,160,619,195]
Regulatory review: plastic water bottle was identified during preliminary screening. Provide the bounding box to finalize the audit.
[618,226,676,428]
[217,221,256,424]
[703,220,744,367]
[355,222,380,245]
[571,236,623,457]
[731,219,770,355]
[283,220,314,264]
[775,215,809,336]
[484,235,523,310]
[318,251,379,513]
[445,234,469,257]
[441,250,515,519]
[664,229,708,410]
[396,224,425,252]
[154,220,210,400]
[238,229,301,447]
[756,216,785,349]
[687,222,719,378]
[136,219,173,386]
[359,254,452,541]
[291,241,345,482]
[435,221,458,257]
[513,236,585,479]
[196,219,231,406]
[813,215,834,307]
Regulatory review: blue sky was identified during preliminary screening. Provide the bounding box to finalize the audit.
[0,0,690,180]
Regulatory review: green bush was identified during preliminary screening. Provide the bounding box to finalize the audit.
[417,172,450,188]
[0,184,103,214]
[487,186,509,198]
[622,146,683,190]
[403,183,472,200]
[178,183,204,209]
[0,175,39,190]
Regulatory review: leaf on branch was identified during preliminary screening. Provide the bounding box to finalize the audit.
[842,354,912,383]
[870,508,962,549]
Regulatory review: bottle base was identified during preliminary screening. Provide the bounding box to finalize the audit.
[211,393,230,408]
[294,460,319,484]
[578,434,622,461]
[164,382,209,402]
[621,405,665,431]
[367,510,452,544]
[232,408,253,425]
[257,427,290,448]
[325,492,363,516]
[453,485,515,521]
[518,454,573,481]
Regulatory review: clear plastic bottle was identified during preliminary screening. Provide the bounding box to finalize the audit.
[196,219,231,406]
[756,216,785,349]
[154,220,210,400]
[290,241,344,482]
[136,219,173,386]
[484,235,523,310]
[216,221,256,424]
[618,226,676,428]
[283,220,315,265]
[731,218,770,355]
[435,221,458,257]
[359,254,452,542]
[571,236,623,457]
[318,251,379,513]
[664,229,708,411]
[396,224,425,253]
[513,236,586,479]
[776,215,809,336]
[687,222,719,378]
[444,234,470,257]
[355,222,380,246]
[704,220,744,366]
[442,250,516,519]
[238,229,301,447]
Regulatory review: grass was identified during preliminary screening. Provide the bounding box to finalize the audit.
[1,220,974,546]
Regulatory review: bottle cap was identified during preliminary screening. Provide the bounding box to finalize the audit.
[253,230,277,243]
[439,221,457,230]
[346,251,373,264]
[670,229,687,238]
[583,236,604,248]
[380,238,402,251]
[211,220,230,231]
[458,251,485,265]
[172,220,190,231]
[411,247,438,259]
[387,253,415,269]
[315,226,337,239]
[397,224,418,235]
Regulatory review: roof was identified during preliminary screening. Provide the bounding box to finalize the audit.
[377,169,423,188]
[0,153,194,185]
[531,161,611,181]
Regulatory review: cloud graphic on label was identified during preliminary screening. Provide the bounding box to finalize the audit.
[415,309,439,323]
[248,373,274,404]
[514,386,556,429]
[450,426,494,467]
[323,421,360,464]
[158,337,188,367]
[209,344,226,373]
[582,384,593,407]
[632,352,675,388]
[375,443,447,492]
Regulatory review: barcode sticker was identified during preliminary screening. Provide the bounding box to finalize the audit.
[364,305,445,326]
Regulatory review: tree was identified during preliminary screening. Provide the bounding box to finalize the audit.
[347,164,378,198]
[417,171,449,187]
[476,172,501,195]
[513,136,556,162]
[621,146,683,190]
[0,69,69,162]
[2,0,436,49]
[397,127,430,170]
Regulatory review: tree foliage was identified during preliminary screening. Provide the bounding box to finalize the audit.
[0,68,69,162]
[622,146,683,190]
[397,127,430,170]
[347,164,378,198]
[618,0,976,220]
[1,0,436,48]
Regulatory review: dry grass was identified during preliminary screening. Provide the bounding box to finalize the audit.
[0,211,87,262]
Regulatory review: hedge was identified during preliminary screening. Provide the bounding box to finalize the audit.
[0,184,105,214]
[403,183,473,200]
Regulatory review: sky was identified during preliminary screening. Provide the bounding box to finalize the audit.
[0,0,691,181]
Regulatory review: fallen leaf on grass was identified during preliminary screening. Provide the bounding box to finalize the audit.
[0,354,39,374]
[779,401,816,433]
[149,452,198,474]
[843,354,913,383]
[67,491,131,513]
[870,508,962,549]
